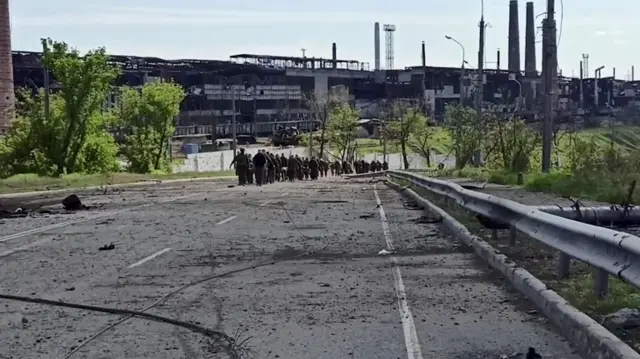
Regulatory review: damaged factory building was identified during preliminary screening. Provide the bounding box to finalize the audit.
[8,1,640,138]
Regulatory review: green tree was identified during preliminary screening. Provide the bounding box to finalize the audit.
[382,103,425,169]
[40,38,121,175]
[484,116,540,172]
[0,38,121,178]
[443,104,485,169]
[117,81,185,173]
[327,103,359,161]
[305,88,345,159]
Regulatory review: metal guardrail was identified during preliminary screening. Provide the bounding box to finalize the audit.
[387,170,640,297]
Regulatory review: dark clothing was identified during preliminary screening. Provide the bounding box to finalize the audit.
[253,153,267,167]
[255,166,265,185]
[309,159,319,180]
[232,153,249,185]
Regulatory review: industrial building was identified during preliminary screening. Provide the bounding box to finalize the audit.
[5,1,640,137]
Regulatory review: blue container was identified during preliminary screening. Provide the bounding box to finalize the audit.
[183,143,199,155]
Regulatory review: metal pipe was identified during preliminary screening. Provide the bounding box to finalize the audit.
[479,205,640,229]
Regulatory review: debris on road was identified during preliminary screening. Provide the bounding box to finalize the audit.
[62,194,83,211]
[98,244,115,251]
[378,249,392,256]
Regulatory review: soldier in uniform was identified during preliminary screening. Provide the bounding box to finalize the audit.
[266,151,276,184]
[309,156,320,180]
[382,161,389,171]
[287,155,298,181]
[318,159,326,178]
[247,154,254,184]
[370,160,378,172]
[230,148,249,185]
[252,150,267,186]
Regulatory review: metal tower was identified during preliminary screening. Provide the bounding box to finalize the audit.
[383,24,396,69]
[582,53,589,76]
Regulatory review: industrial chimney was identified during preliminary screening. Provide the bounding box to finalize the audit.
[0,0,13,133]
[332,42,337,69]
[524,1,536,76]
[374,22,381,70]
[508,0,521,73]
[497,49,501,70]
[421,41,426,67]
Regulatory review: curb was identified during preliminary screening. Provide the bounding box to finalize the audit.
[385,179,640,359]
[0,176,236,200]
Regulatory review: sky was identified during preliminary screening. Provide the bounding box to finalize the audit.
[9,0,637,79]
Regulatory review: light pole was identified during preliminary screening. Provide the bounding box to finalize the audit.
[445,35,466,105]
[508,73,523,114]
[473,0,486,167]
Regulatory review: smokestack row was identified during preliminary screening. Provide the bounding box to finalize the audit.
[0,0,13,132]
[524,1,536,75]
[374,22,381,70]
[508,0,520,73]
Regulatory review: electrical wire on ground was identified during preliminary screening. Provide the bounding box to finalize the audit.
[0,293,247,358]
[4,198,331,358]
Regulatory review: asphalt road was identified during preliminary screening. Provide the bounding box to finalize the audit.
[0,177,584,359]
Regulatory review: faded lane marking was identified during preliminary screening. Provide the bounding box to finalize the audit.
[373,184,424,359]
[215,215,237,226]
[127,248,172,269]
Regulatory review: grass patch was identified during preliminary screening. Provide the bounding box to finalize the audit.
[0,170,235,195]
[559,272,640,317]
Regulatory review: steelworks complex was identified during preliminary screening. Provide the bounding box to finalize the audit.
[6,1,640,137]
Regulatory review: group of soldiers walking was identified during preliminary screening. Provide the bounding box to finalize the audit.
[230,148,389,186]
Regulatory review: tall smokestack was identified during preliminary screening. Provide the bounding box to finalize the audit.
[524,2,536,75]
[497,49,501,70]
[508,0,521,73]
[421,41,426,67]
[0,0,13,133]
[374,22,381,70]
[332,42,337,69]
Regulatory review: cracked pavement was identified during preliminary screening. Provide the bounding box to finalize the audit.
[0,177,583,358]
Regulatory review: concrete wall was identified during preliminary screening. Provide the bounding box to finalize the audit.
[173,146,457,173]
[173,146,309,173]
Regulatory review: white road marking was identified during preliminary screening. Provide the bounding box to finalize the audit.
[373,184,424,359]
[127,248,172,269]
[0,192,211,257]
[215,215,237,226]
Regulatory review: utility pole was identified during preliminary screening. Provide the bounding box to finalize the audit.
[473,7,486,166]
[42,40,50,125]
[231,86,237,157]
[541,0,557,172]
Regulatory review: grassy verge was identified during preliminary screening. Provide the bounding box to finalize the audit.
[396,178,640,349]
[0,170,235,195]
[428,166,640,205]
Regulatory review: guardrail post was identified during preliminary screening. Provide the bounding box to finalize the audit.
[594,269,609,298]
[557,252,570,278]
[508,226,517,246]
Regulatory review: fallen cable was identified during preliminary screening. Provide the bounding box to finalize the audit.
[0,293,245,357]
[58,199,330,358]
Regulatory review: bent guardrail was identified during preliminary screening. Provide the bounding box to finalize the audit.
[386,170,640,297]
